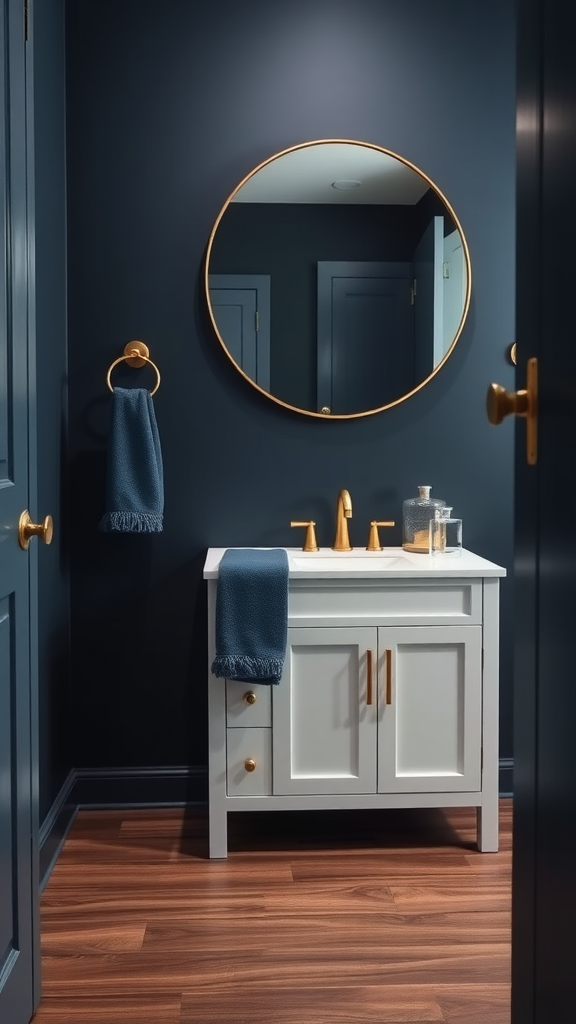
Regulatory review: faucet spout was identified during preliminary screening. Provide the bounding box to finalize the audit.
[332,489,353,551]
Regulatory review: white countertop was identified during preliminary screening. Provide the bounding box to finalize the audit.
[203,547,507,580]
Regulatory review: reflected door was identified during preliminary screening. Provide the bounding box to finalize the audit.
[413,216,444,378]
[442,229,466,353]
[316,261,413,414]
[208,274,271,390]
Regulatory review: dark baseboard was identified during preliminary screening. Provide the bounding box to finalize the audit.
[39,765,207,890]
[499,757,513,797]
[40,759,513,889]
[72,764,208,807]
[39,770,78,891]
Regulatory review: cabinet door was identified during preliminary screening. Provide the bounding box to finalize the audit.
[272,627,377,795]
[377,625,482,793]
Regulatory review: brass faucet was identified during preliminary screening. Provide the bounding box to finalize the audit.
[332,489,353,551]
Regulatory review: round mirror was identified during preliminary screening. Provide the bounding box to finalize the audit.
[205,140,471,419]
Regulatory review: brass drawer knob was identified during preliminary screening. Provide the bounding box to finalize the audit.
[243,691,257,705]
[244,759,256,772]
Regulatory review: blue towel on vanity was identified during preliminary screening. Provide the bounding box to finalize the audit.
[99,387,164,533]
[211,548,289,684]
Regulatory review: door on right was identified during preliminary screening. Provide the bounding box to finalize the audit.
[510,1,576,1021]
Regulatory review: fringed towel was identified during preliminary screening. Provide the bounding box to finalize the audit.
[211,548,289,685]
[99,387,164,533]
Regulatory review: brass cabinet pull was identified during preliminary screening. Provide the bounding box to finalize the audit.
[366,649,373,705]
[385,648,392,705]
[244,759,256,773]
[243,691,257,705]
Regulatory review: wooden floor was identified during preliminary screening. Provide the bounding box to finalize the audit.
[33,800,512,1024]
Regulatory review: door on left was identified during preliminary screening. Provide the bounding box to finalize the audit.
[0,1,42,1022]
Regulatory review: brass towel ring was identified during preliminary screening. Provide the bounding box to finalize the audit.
[106,341,161,396]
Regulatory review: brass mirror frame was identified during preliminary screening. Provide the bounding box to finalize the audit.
[204,139,472,419]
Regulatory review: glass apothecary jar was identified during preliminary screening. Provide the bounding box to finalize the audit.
[402,485,446,553]
[429,506,463,555]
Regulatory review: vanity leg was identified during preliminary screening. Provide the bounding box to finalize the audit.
[209,806,228,859]
[476,801,499,852]
[478,578,500,853]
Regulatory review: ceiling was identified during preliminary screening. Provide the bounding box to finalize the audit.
[232,142,431,205]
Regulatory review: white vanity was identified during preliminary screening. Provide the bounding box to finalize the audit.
[204,546,506,858]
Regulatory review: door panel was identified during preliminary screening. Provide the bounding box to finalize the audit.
[272,627,377,795]
[512,2,576,1021]
[377,626,482,793]
[442,229,465,353]
[316,261,413,413]
[208,273,271,390]
[413,216,444,376]
[0,2,39,1022]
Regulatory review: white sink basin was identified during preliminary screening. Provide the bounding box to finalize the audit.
[289,550,411,573]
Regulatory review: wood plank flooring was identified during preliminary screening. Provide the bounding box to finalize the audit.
[33,801,512,1023]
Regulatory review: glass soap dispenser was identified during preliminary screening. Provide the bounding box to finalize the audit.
[429,506,463,555]
[402,485,446,553]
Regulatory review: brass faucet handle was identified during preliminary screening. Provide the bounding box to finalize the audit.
[290,520,319,552]
[366,520,395,552]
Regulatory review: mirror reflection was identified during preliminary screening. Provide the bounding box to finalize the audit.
[205,141,471,418]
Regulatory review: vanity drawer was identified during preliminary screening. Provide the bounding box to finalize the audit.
[226,728,271,796]
[288,579,482,625]
[226,680,272,727]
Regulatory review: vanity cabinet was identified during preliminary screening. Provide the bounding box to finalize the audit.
[273,624,482,798]
[205,548,505,859]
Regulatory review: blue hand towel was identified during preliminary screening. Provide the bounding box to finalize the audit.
[99,387,164,533]
[211,548,289,685]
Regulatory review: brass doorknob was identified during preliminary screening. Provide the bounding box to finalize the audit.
[486,382,528,425]
[18,510,54,550]
[486,357,538,465]
[243,691,257,705]
[244,759,256,772]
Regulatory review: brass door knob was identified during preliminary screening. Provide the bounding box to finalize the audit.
[18,510,54,550]
[244,759,256,772]
[486,383,528,424]
[486,357,538,465]
[243,691,257,705]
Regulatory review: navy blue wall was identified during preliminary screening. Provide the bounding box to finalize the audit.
[34,0,72,822]
[65,0,516,782]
